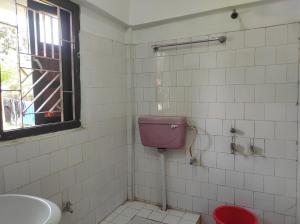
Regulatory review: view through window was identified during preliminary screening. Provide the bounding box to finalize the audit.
[0,0,80,140]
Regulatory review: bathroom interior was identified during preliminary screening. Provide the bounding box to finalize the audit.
[0,0,300,224]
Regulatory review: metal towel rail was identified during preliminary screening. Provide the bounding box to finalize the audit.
[151,36,226,52]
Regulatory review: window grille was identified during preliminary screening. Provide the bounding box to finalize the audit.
[0,0,80,140]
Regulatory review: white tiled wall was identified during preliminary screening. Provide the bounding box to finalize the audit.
[0,4,129,224]
[131,23,300,224]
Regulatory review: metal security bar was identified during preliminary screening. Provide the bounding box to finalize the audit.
[17,3,64,122]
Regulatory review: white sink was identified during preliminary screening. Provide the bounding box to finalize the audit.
[0,194,61,224]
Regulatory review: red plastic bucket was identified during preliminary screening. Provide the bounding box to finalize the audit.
[213,205,258,224]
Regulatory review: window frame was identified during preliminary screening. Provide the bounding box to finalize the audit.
[0,0,81,141]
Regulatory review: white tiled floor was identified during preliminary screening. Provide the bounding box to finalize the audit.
[99,201,201,224]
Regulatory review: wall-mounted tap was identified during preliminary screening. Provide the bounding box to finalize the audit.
[231,136,237,154]
[249,139,255,155]
[230,127,236,134]
[62,201,73,214]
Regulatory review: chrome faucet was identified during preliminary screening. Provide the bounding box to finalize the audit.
[230,127,237,154]
[231,141,237,154]
[62,201,73,213]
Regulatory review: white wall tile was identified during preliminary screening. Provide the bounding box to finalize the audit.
[254,157,274,175]
[192,103,209,118]
[59,168,75,190]
[68,145,83,166]
[217,186,234,204]
[236,120,254,137]
[209,69,225,85]
[245,28,266,47]
[209,168,225,185]
[245,66,265,84]
[50,150,68,173]
[16,142,39,162]
[265,103,286,121]
[143,58,157,73]
[39,137,58,155]
[226,170,244,188]
[177,71,192,86]
[235,189,253,208]
[226,67,245,84]
[264,176,286,195]
[184,53,199,69]
[199,86,217,102]
[186,181,201,196]
[162,72,177,86]
[275,122,297,140]
[200,52,216,68]
[208,103,225,119]
[275,195,296,214]
[135,44,149,59]
[286,104,297,121]
[201,151,217,168]
[217,153,234,170]
[266,64,287,83]
[236,48,255,66]
[255,121,275,139]
[0,146,16,167]
[276,83,298,103]
[275,159,297,178]
[192,69,209,86]
[235,85,254,102]
[265,139,286,159]
[30,155,50,182]
[217,86,234,102]
[245,103,265,120]
[276,44,299,64]
[287,64,298,82]
[143,88,156,101]
[266,25,287,46]
[264,212,285,224]
[226,103,244,119]
[41,174,59,198]
[235,155,254,173]
[206,119,222,135]
[171,55,184,71]
[255,47,276,65]
[177,194,193,211]
[255,85,275,102]
[214,136,231,153]
[4,161,30,191]
[245,173,263,192]
[200,183,217,200]
[254,192,274,210]
[217,51,236,68]
[287,23,300,44]
[170,87,185,101]
[226,31,245,49]
[192,197,209,214]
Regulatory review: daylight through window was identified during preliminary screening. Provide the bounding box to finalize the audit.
[0,0,80,140]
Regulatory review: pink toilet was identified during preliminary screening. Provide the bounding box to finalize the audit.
[138,116,187,149]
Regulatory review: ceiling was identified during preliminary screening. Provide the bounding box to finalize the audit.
[85,0,268,26]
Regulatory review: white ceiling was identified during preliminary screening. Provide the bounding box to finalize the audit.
[85,0,268,26]
[129,0,265,26]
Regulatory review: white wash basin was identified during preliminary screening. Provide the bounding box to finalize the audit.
[0,194,61,224]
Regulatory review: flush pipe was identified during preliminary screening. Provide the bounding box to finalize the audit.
[158,148,167,211]
[157,125,199,211]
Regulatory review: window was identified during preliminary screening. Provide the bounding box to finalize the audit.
[0,0,80,140]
